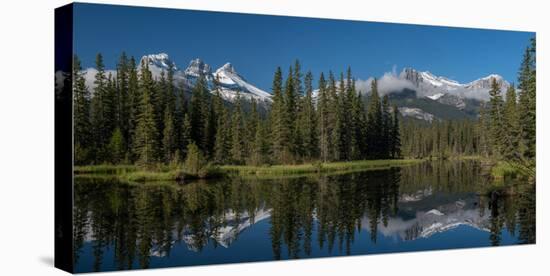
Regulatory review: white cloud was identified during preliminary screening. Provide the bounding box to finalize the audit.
[355,70,415,96]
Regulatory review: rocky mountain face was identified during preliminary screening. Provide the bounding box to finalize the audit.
[141,53,272,105]
[81,54,511,122]
[394,68,510,121]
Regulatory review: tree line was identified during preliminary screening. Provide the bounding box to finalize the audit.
[73,56,402,166]
[482,38,536,174]
[73,38,535,170]
[399,38,536,174]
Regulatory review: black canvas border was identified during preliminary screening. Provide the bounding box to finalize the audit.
[55,3,74,273]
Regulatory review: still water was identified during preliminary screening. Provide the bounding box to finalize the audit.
[74,161,535,273]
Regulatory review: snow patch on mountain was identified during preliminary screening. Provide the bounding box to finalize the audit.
[214,62,273,103]
[399,107,436,122]
[400,67,510,102]
[83,53,272,104]
[427,93,444,100]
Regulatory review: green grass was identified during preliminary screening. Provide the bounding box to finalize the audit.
[75,159,422,182]
[74,164,138,175]
[221,159,422,177]
[75,164,221,182]
[490,161,520,180]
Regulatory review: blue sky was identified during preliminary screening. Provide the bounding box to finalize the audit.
[73,3,534,91]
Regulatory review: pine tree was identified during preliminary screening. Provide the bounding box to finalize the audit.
[127,56,140,162]
[381,95,392,158]
[366,79,382,159]
[133,60,158,165]
[73,55,92,164]
[162,108,176,163]
[391,104,401,158]
[270,67,285,163]
[317,73,330,162]
[212,76,229,164]
[189,74,208,151]
[108,127,124,164]
[184,142,205,175]
[327,71,339,161]
[230,92,246,164]
[284,66,297,161]
[298,71,318,160]
[181,113,192,159]
[518,39,536,160]
[248,99,268,165]
[351,84,367,160]
[116,52,131,155]
[333,72,347,161]
[501,85,520,160]
[90,53,108,163]
[488,77,505,156]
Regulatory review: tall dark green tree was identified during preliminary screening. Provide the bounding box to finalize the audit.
[127,56,140,161]
[317,73,330,162]
[501,85,520,160]
[90,53,108,162]
[381,95,392,158]
[116,52,130,157]
[366,79,382,159]
[518,39,536,160]
[73,55,92,164]
[298,71,318,160]
[488,77,505,156]
[284,66,298,161]
[327,71,339,161]
[390,104,401,158]
[189,74,208,151]
[230,92,246,164]
[270,67,285,163]
[133,61,158,165]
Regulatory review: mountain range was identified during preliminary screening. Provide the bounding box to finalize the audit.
[82,53,511,121]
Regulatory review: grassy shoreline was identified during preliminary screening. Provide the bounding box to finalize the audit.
[75,159,424,182]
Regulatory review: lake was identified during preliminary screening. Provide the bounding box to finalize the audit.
[73,160,535,273]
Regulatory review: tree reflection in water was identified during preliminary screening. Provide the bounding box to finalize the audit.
[74,161,535,272]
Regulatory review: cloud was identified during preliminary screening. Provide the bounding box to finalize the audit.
[355,69,415,96]
[83,68,117,92]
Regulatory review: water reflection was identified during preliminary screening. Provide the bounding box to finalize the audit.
[74,161,535,272]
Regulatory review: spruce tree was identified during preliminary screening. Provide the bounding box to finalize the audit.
[116,52,130,155]
[366,79,382,159]
[381,95,392,158]
[73,55,92,164]
[327,71,339,161]
[283,66,297,161]
[108,127,124,164]
[270,67,284,163]
[298,71,318,160]
[350,83,367,160]
[391,104,401,158]
[133,61,158,165]
[488,77,505,156]
[127,56,140,161]
[212,77,230,164]
[230,92,246,164]
[91,53,108,162]
[518,39,536,160]
[162,108,176,163]
[502,85,520,160]
[189,74,208,151]
[317,73,330,162]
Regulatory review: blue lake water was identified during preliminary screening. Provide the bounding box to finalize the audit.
[73,161,535,273]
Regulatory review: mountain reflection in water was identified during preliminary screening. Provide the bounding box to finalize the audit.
[73,160,535,272]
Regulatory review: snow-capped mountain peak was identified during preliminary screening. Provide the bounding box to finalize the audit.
[216,62,237,75]
[399,67,510,108]
[140,53,177,71]
[184,58,212,78]
[214,62,272,103]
